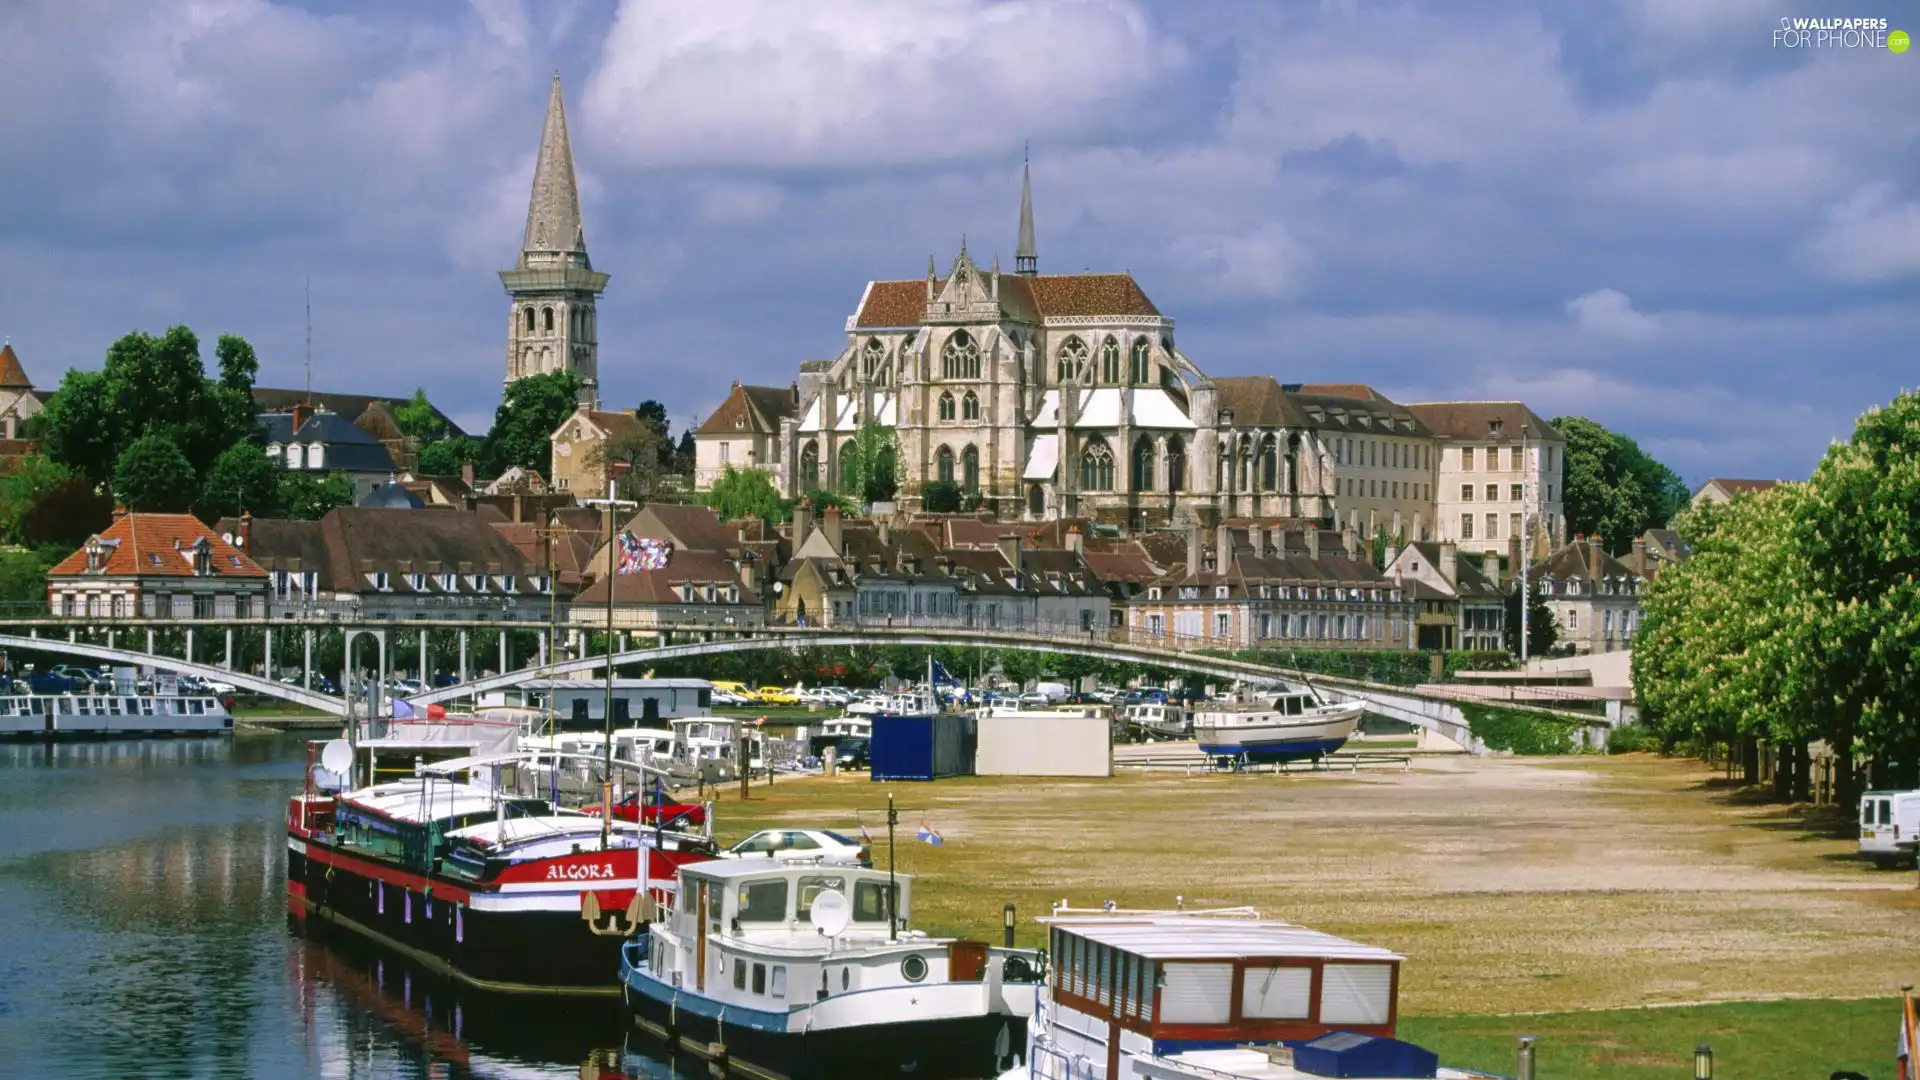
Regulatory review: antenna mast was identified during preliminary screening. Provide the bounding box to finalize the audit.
[304,277,312,402]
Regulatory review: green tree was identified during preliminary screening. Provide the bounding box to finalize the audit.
[482,370,581,479]
[673,430,695,475]
[920,479,962,513]
[197,442,283,521]
[418,436,482,478]
[1552,415,1690,552]
[280,470,355,520]
[113,434,199,512]
[838,421,901,504]
[995,648,1041,688]
[0,456,82,546]
[395,388,450,443]
[0,548,63,604]
[703,466,787,523]
[592,420,668,502]
[803,488,858,518]
[1503,582,1559,657]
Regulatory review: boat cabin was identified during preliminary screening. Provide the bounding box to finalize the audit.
[478,678,714,729]
[1038,911,1402,1077]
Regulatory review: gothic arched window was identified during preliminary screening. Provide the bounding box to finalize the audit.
[938,392,956,421]
[962,445,979,490]
[962,391,980,421]
[523,308,535,333]
[1056,336,1089,384]
[942,331,981,380]
[1132,436,1156,492]
[1259,434,1279,490]
[1099,336,1120,384]
[936,445,955,484]
[1130,339,1151,384]
[1166,436,1187,493]
[1081,440,1115,491]
[862,338,885,382]
[800,441,820,487]
[542,307,554,334]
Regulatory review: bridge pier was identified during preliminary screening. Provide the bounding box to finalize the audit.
[146,628,154,655]
[419,630,428,685]
[537,633,547,669]
[458,629,468,685]
[264,628,273,680]
[497,631,506,676]
[68,628,75,643]
[185,628,193,663]
[224,628,233,670]
[303,630,313,691]
[106,630,114,651]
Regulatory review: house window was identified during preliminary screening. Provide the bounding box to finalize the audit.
[234,595,250,619]
[1485,484,1498,501]
[409,572,425,591]
[800,441,820,487]
[1056,336,1089,383]
[470,574,486,592]
[1510,513,1521,539]
[1461,484,1473,501]
[1099,337,1120,384]
[719,442,731,463]
[941,331,981,380]
[373,572,390,591]
[309,444,324,469]
[1510,484,1523,501]
[1511,447,1524,469]
[962,445,979,490]
[936,445,955,484]
[193,594,215,618]
[1080,441,1114,491]
[1568,608,1579,630]
[1214,612,1230,637]
[285,445,303,469]
[1130,339,1150,383]
[1486,513,1498,539]
[1462,447,1475,470]
[1460,514,1474,539]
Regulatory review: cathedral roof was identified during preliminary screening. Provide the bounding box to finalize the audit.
[851,272,1161,329]
[0,344,32,389]
[1214,376,1309,429]
[1400,401,1560,442]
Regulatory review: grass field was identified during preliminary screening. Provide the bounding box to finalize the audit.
[699,754,1918,1069]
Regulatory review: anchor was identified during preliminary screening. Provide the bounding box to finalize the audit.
[581,890,659,937]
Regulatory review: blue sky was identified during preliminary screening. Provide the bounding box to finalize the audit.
[0,0,1913,485]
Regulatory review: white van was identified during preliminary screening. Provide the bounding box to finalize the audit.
[1032,681,1071,703]
[1859,790,1920,868]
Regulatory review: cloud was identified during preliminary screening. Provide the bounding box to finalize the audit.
[1565,289,1660,341]
[581,0,1182,169]
[1168,221,1312,301]
[1805,184,1920,283]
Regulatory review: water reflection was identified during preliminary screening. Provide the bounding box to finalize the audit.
[0,734,680,1080]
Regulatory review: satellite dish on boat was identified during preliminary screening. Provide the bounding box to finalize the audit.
[320,739,353,776]
[809,889,851,937]
[309,764,346,792]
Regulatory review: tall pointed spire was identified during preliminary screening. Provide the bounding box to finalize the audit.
[520,72,589,270]
[1015,142,1037,276]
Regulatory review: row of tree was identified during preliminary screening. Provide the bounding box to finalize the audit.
[1634,391,1920,804]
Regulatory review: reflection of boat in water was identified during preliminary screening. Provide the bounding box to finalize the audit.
[292,922,641,1077]
[1192,688,1364,766]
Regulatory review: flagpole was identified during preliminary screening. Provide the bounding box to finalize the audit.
[887,790,898,943]
[604,477,616,849]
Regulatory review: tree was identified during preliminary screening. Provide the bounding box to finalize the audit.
[920,479,962,513]
[113,434,199,512]
[995,648,1042,688]
[592,421,669,503]
[482,370,580,479]
[1503,582,1559,657]
[0,455,81,545]
[280,470,355,520]
[703,466,786,523]
[673,431,695,475]
[197,442,283,521]
[418,436,482,478]
[1553,415,1689,552]
[395,388,450,443]
[803,488,858,518]
[0,548,62,604]
[838,422,901,504]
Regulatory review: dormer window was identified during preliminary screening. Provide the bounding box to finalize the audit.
[372,571,390,591]
[470,574,486,593]
[680,584,695,603]
[534,575,550,594]
[408,572,425,592]
[308,443,324,469]
[440,573,457,592]
[84,537,106,573]
[500,574,516,593]
[1390,588,1403,602]
[1178,586,1199,600]
[1214,585,1229,599]
[191,538,213,577]
[727,585,739,603]
[1147,587,1162,600]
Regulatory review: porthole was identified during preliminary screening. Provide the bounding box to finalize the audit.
[841,967,850,990]
[902,955,928,983]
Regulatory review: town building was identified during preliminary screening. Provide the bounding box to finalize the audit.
[1123,524,1416,652]
[0,343,46,440]
[219,508,560,622]
[550,406,643,495]
[1285,384,1438,540]
[571,504,767,634]
[261,403,399,501]
[1621,528,1689,581]
[500,75,605,406]
[1383,541,1507,651]
[693,382,800,490]
[1691,477,1781,507]
[1528,536,1642,655]
[1403,402,1565,560]
[48,513,266,619]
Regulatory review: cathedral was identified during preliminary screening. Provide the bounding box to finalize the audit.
[769,160,1342,531]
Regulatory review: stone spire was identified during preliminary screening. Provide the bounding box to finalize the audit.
[1015,143,1037,276]
[519,73,590,271]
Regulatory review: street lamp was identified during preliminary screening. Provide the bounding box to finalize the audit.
[1515,1035,1537,1080]
[1693,1042,1712,1080]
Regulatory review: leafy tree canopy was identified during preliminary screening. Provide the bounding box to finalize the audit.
[1504,578,1559,658]
[920,479,962,514]
[395,388,450,443]
[197,442,283,522]
[1552,415,1689,552]
[418,436,482,479]
[113,434,199,513]
[703,466,786,523]
[838,422,901,505]
[592,420,669,503]
[482,370,581,480]
[280,470,355,521]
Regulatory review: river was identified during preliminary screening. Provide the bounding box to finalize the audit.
[0,733,684,1080]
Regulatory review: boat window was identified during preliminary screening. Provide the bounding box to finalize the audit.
[770,965,786,999]
[1320,963,1392,1025]
[795,875,846,921]
[1288,696,1303,716]
[1141,959,1158,1021]
[852,880,890,922]
[733,957,747,990]
[1241,965,1312,1019]
[707,881,723,927]
[737,879,789,923]
[752,962,768,995]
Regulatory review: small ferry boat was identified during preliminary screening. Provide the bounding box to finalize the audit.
[288,739,722,995]
[0,686,234,740]
[1192,688,1364,766]
[621,858,1045,1080]
[807,715,872,757]
[999,902,1485,1080]
[1119,700,1188,741]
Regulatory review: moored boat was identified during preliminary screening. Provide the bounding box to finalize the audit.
[1193,688,1363,766]
[0,688,233,740]
[621,858,1044,1080]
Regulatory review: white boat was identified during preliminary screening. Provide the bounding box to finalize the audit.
[0,690,233,740]
[621,858,1044,1080]
[1192,689,1363,766]
[998,902,1489,1080]
[1119,700,1188,740]
[666,715,765,785]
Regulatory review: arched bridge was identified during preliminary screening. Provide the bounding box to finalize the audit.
[0,633,345,715]
[409,626,1610,753]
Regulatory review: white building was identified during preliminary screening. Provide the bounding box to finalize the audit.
[1403,402,1565,560]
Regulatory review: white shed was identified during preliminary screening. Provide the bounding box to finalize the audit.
[974,707,1113,778]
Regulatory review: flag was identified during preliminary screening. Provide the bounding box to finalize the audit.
[917,821,943,846]
[617,534,672,574]
[859,821,873,844]
[930,660,955,686]
[391,698,415,719]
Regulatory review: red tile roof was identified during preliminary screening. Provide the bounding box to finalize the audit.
[49,514,266,578]
[0,344,31,390]
[1401,401,1560,441]
[698,383,799,436]
[852,272,1160,328]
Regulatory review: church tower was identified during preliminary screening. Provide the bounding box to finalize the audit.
[1015,148,1038,276]
[500,74,607,405]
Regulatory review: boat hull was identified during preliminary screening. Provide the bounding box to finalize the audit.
[624,967,1024,1080]
[1194,707,1362,764]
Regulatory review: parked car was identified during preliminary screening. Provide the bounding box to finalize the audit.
[1016,691,1051,708]
[711,689,747,707]
[815,686,854,705]
[721,828,870,866]
[609,792,709,829]
[710,681,759,703]
[830,736,871,771]
[754,686,799,706]
[202,679,239,696]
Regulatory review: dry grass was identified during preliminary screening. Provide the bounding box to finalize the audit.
[709,754,1920,1016]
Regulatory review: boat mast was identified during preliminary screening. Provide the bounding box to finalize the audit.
[886,790,899,942]
[602,480,616,849]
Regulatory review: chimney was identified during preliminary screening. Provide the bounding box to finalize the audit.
[1065,523,1083,554]
[112,505,130,522]
[1342,527,1358,558]
[1439,542,1458,585]
[1187,522,1203,571]
[1383,541,1398,569]
[821,505,844,554]
[1216,525,1235,574]
[997,532,1023,571]
[1587,536,1602,580]
[1251,526,1267,559]
[1305,528,1320,560]
[1631,536,1646,574]
[461,459,475,488]
[1483,551,1500,588]
[291,402,313,433]
[240,511,253,555]
[792,498,814,549]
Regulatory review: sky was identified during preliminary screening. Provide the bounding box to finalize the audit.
[0,0,1914,486]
